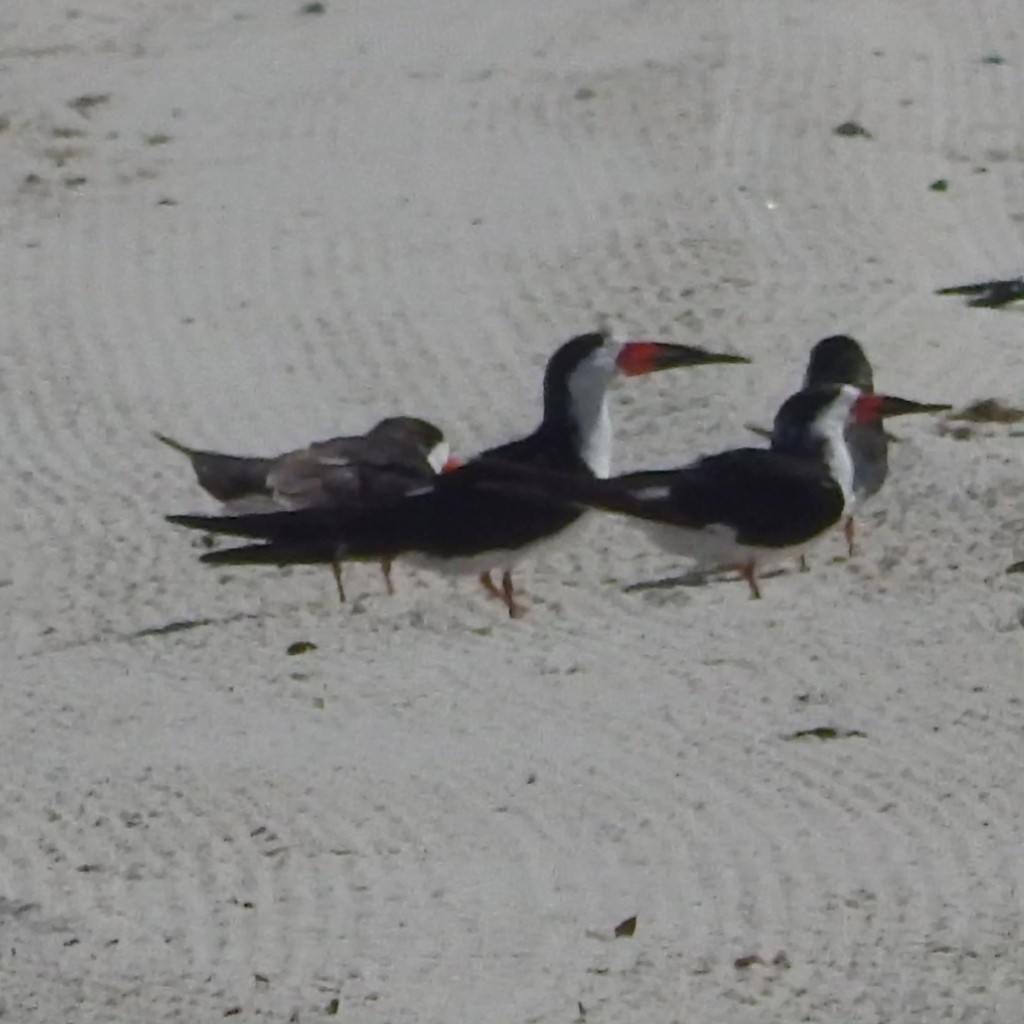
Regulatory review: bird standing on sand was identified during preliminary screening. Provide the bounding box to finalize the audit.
[475,384,949,599]
[167,331,749,617]
[158,416,455,601]
[789,334,876,557]
[773,335,949,558]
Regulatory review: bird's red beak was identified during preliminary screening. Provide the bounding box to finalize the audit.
[441,455,464,473]
[853,393,951,423]
[615,340,750,376]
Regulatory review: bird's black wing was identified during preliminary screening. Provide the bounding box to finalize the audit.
[169,450,584,563]
[167,504,354,541]
[306,433,430,471]
[651,450,846,547]
[475,449,846,549]
[200,538,348,567]
[266,450,433,510]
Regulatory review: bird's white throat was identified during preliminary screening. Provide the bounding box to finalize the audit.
[820,386,858,505]
[426,440,451,475]
[566,344,618,478]
[580,400,613,478]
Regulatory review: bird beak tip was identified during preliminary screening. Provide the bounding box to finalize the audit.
[883,398,953,418]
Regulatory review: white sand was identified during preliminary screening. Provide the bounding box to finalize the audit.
[2,0,1024,1020]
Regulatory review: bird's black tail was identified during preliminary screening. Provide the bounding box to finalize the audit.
[168,504,402,562]
[200,540,346,567]
[167,506,342,541]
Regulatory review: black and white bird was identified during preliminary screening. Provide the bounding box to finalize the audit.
[936,278,1024,309]
[167,331,749,617]
[792,334,876,556]
[158,416,455,601]
[475,384,949,599]
[770,335,949,557]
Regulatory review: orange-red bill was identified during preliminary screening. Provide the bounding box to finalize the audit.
[854,393,951,423]
[616,341,750,377]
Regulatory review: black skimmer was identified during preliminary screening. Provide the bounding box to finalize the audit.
[167,331,749,617]
[936,278,1024,309]
[158,416,455,601]
[793,334,875,557]
[475,384,949,599]
[771,335,949,558]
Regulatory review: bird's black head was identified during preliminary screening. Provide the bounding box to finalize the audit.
[802,335,874,391]
[371,416,445,452]
[542,333,609,417]
[771,384,853,458]
[368,416,451,473]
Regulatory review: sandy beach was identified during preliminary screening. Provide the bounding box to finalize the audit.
[2,1,1024,1020]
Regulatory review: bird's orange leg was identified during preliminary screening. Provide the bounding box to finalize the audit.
[330,561,346,604]
[843,516,857,558]
[501,570,526,619]
[737,561,762,599]
[380,558,396,596]
[479,571,502,600]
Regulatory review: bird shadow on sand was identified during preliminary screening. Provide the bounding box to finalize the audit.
[621,567,791,593]
[621,557,855,594]
[128,613,260,640]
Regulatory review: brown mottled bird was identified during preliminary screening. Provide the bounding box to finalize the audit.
[158,416,455,601]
